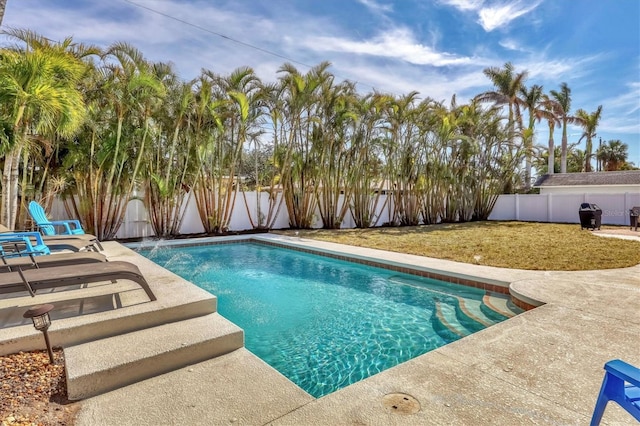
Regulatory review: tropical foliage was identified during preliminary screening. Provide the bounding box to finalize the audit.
[0,30,630,236]
[597,139,633,171]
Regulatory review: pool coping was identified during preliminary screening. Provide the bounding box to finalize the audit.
[77,234,640,424]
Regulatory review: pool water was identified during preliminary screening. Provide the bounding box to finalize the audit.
[140,242,516,398]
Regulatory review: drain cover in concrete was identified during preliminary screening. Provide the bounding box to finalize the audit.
[382,393,420,414]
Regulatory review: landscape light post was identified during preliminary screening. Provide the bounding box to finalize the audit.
[23,304,55,364]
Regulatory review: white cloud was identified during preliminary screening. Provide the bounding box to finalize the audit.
[478,1,543,32]
[598,82,640,134]
[301,27,482,67]
[440,0,542,32]
[603,82,640,115]
[498,38,527,52]
[357,0,393,14]
[439,0,485,12]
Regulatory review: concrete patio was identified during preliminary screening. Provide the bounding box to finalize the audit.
[1,232,638,425]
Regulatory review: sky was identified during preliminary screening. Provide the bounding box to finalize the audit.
[2,0,639,170]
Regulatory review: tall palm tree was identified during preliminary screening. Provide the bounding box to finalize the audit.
[144,71,196,237]
[575,105,603,172]
[276,62,329,228]
[193,66,262,233]
[549,83,578,174]
[519,84,546,189]
[349,92,392,228]
[476,62,528,144]
[0,29,87,228]
[541,94,561,175]
[66,42,165,239]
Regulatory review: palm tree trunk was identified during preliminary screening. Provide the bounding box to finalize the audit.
[0,0,7,26]
[547,122,555,174]
[560,121,568,173]
[1,152,14,228]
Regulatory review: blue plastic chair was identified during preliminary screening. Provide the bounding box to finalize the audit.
[0,233,51,256]
[590,359,640,425]
[28,201,86,236]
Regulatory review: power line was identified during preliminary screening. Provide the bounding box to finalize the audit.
[122,0,315,70]
[121,0,382,92]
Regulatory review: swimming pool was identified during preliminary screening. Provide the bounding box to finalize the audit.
[140,241,520,398]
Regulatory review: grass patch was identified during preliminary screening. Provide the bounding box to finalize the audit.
[277,221,640,271]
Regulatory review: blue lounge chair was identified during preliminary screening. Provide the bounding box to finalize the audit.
[28,200,86,236]
[590,359,640,425]
[0,223,103,251]
[0,231,96,253]
[0,235,50,256]
[0,238,106,270]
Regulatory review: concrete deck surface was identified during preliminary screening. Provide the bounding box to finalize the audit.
[2,231,639,425]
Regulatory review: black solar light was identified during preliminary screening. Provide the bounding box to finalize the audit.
[23,304,55,363]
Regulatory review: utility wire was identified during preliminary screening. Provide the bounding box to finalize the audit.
[123,0,315,70]
[121,0,381,92]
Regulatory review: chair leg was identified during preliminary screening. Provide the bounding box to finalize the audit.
[590,392,609,426]
[590,372,628,426]
[591,372,612,426]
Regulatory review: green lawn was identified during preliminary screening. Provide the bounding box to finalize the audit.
[276,221,640,271]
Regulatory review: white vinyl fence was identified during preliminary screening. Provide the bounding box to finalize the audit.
[488,192,640,226]
[49,191,640,239]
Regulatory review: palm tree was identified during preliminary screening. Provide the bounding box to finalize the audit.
[193,66,263,233]
[597,139,628,171]
[519,84,547,189]
[313,78,358,229]
[541,94,561,175]
[348,92,391,227]
[476,62,528,145]
[575,105,603,172]
[0,30,87,229]
[0,0,7,27]
[549,83,578,174]
[144,72,196,237]
[276,62,328,228]
[65,42,165,239]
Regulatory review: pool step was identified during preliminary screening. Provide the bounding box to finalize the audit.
[433,293,524,342]
[65,313,243,400]
[482,293,523,320]
[458,299,499,328]
[433,301,471,340]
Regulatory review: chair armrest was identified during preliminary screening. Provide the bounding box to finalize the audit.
[38,220,72,234]
[0,250,38,268]
[0,238,40,267]
[605,359,640,387]
[0,231,45,245]
[0,239,28,261]
[50,219,82,228]
[0,235,35,250]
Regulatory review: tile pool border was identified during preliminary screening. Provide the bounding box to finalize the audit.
[128,235,526,302]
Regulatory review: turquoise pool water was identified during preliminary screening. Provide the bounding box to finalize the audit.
[140,242,514,398]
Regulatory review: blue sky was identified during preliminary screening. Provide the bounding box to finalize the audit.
[3,0,639,169]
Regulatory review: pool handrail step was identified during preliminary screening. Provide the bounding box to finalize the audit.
[65,312,244,400]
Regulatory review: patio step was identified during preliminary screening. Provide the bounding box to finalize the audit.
[65,312,243,400]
